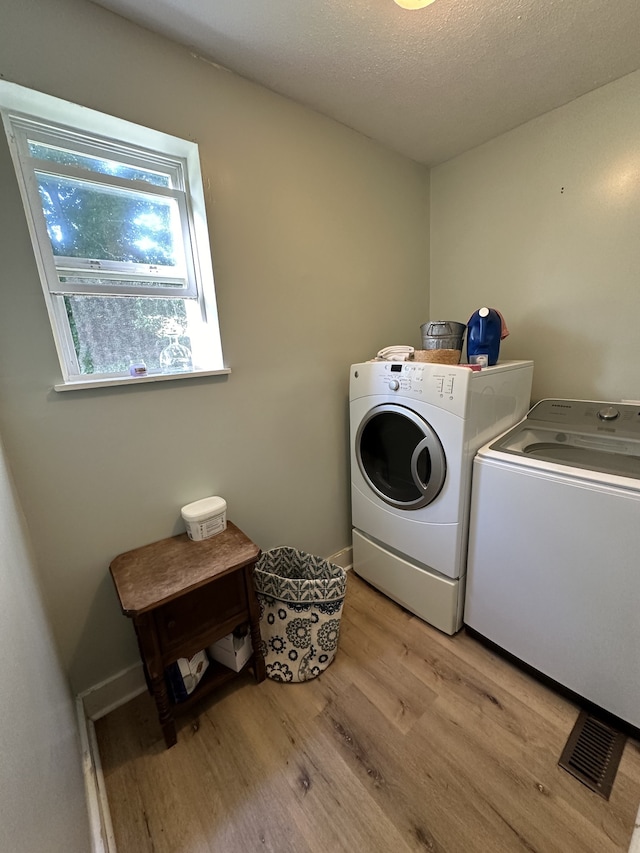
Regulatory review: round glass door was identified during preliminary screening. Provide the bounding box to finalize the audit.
[356,404,446,509]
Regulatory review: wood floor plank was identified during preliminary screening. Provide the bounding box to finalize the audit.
[320,627,438,734]
[249,678,416,852]
[349,576,639,848]
[413,694,623,853]
[183,688,315,853]
[95,572,640,853]
[346,575,596,749]
[317,679,530,852]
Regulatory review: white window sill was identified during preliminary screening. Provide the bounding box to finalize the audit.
[54,367,231,392]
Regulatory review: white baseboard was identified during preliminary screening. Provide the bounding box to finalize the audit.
[76,696,117,853]
[80,662,147,721]
[76,663,148,853]
[328,545,353,571]
[629,805,640,853]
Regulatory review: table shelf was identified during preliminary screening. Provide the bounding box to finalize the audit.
[169,657,253,714]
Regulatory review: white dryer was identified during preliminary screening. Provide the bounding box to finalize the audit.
[465,398,640,729]
[350,359,533,634]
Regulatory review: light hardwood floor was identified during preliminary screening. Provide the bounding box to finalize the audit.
[95,572,640,852]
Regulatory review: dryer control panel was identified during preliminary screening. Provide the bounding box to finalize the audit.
[350,360,533,425]
[350,361,473,417]
[384,362,460,400]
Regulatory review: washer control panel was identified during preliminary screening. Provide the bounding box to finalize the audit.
[527,399,640,439]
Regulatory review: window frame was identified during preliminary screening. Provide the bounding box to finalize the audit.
[0,81,227,390]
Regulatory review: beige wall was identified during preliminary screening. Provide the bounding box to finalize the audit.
[0,0,430,692]
[0,436,91,853]
[431,71,640,403]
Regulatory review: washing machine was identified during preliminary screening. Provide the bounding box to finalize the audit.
[465,399,640,729]
[350,359,533,634]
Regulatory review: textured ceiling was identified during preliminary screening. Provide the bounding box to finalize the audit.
[92,0,640,166]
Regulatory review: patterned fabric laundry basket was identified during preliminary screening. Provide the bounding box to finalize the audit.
[253,547,347,683]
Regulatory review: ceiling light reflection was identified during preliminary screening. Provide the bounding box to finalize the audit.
[394,0,437,9]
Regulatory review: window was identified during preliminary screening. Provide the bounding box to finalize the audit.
[0,82,226,389]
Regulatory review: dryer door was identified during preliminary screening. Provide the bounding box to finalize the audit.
[356,404,446,509]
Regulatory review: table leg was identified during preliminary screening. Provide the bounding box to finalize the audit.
[249,622,266,683]
[150,673,177,748]
[244,563,266,683]
[135,613,178,748]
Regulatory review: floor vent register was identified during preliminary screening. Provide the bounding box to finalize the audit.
[558,710,627,800]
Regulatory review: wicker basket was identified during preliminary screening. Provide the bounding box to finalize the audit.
[410,349,462,364]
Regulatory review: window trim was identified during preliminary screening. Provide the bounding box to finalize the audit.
[0,81,226,389]
[52,366,231,393]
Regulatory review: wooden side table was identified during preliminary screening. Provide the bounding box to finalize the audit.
[110,521,266,748]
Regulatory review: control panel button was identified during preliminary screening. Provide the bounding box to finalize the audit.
[389,379,400,391]
[597,406,620,421]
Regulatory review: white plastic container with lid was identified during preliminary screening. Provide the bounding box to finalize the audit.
[181,496,227,541]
